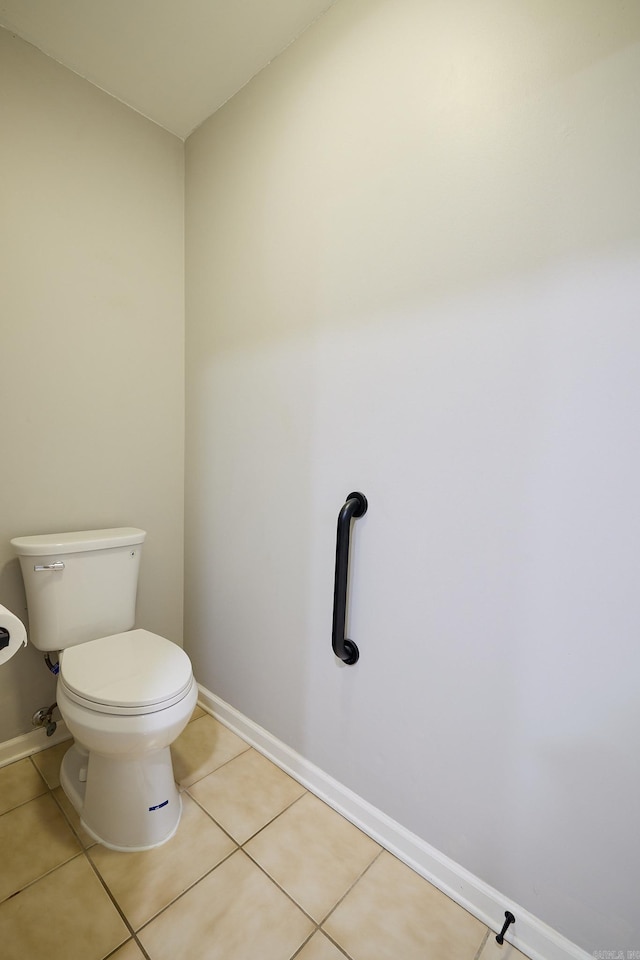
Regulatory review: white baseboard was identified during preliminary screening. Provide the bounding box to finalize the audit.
[197,684,591,960]
[0,721,72,768]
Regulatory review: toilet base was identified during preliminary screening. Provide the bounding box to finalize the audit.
[61,742,182,851]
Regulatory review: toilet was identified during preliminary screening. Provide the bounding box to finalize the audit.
[11,527,197,851]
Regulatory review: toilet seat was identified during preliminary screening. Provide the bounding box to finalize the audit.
[59,628,194,716]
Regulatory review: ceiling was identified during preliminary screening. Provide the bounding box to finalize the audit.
[0,0,337,138]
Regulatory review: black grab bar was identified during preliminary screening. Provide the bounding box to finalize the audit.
[332,491,368,664]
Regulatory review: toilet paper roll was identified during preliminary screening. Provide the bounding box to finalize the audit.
[0,603,27,666]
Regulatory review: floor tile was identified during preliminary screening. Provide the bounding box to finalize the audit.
[0,793,82,901]
[30,739,73,788]
[90,793,236,929]
[138,849,314,960]
[245,792,380,922]
[323,850,486,960]
[0,854,129,960]
[189,747,306,843]
[108,939,148,960]
[478,933,530,960]
[190,704,206,721]
[52,784,97,847]
[171,714,250,787]
[0,757,47,815]
[295,931,350,960]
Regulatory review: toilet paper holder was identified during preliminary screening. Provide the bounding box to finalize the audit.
[0,603,28,664]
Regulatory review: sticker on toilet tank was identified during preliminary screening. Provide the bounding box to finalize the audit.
[149,800,169,811]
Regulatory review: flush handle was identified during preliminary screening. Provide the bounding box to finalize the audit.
[34,561,65,572]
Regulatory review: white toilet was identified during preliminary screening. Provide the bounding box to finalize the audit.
[11,527,197,852]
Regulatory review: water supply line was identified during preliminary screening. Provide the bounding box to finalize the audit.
[32,702,58,737]
[45,653,59,675]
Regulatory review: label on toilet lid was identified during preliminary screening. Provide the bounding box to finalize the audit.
[60,629,193,708]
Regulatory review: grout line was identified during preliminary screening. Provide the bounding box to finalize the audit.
[473,927,491,960]
[175,742,253,791]
[319,847,384,928]
[130,933,153,960]
[314,930,354,960]
[183,789,241,845]
[185,762,309,847]
[27,752,51,788]
[239,787,309,841]
[289,926,357,960]
[133,846,240,935]
[235,787,309,844]
[48,782,95,851]
[239,822,381,938]
[0,787,49,818]
[0,849,86,905]
[102,944,128,960]
[288,931,319,959]
[84,847,138,940]
[102,936,151,960]
[184,747,385,946]
[239,846,320,926]
[86,836,188,960]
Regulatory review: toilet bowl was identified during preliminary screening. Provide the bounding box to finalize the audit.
[11,527,197,851]
[56,629,197,850]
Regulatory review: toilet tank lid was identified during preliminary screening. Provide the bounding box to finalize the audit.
[11,527,146,556]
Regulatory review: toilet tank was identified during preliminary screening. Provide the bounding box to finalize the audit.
[11,528,146,652]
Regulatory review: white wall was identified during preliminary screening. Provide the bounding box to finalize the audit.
[0,29,185,741]
[185,0,640,953]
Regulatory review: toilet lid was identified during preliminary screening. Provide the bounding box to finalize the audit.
[60,629,193,709]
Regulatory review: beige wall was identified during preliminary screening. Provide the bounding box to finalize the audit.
[185,1,640,953]
[0,29,185,740]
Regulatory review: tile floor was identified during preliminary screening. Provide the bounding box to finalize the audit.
[0,707,530,960]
